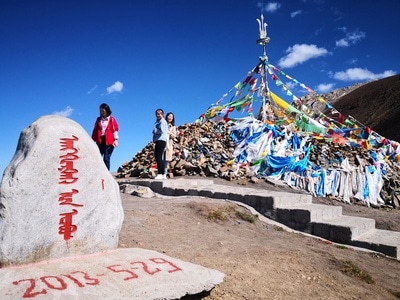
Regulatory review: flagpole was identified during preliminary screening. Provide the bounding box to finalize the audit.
[256,14,271,122]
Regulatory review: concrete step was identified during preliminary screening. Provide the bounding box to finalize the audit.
[279,203,342,221]
[311,215,376,244]
[351,229,400,259]
[262,203,343,234]
[248,190,313,208]
[276,203,343,221]
[163,178,215,188]
[131,180,313,210]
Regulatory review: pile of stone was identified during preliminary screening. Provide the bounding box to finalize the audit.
[116,120,400,208]
[117,120,239,180]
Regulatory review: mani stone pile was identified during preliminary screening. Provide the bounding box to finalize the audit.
[116,119,400,208]
[118,120,236,179]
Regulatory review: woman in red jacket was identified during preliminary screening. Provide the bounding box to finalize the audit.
[92,103,119,170]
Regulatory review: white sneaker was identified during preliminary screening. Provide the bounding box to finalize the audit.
[154,174,164,180]
[163,174,168,179]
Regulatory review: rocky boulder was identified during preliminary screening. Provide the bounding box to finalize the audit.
[0,115,124,266]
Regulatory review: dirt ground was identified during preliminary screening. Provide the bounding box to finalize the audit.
[117,177,400,300]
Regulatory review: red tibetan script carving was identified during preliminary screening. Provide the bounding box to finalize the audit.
[58,135,79,184]
[57,135,81,242]
[59,209,78,240]
[58,189,83,207]
[59,135,78,151]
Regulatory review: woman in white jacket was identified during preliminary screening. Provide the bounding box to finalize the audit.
[164,112,177,178]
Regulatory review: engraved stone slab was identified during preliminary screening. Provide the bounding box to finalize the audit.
[0,248,225,299]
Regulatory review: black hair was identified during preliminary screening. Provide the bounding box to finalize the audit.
[155,108,164,115]
[100,103,112,116]
[166,112,175,126]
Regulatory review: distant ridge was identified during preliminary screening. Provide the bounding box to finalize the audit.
[329,74,400,142]
[300,74,400,142]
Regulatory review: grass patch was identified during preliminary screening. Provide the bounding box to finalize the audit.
[207,209,226,221]
[235,211,258,223]
[205,204,258,224]
[334,244,348,250]
[273,226,285,232]
[340,260,374,284]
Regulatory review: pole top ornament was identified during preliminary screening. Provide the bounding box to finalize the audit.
[256,14,270,46]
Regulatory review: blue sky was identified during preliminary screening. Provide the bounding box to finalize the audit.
[1,0,399,175]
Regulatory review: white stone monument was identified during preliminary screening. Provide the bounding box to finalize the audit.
[0,115,124,266]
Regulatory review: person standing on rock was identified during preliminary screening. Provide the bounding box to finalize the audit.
[152,108,168,179]
[164,112,177,178]
[92,103,119,170]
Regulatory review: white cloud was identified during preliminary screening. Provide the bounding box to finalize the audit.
[87,85,98,94]
[278,44,328,68]
[335,30,365,48]
[106,81,124,94]
[332,8,344,21]
[347,58,358,65]
[53,106,74,117]
[290,10,302,18]
[257,2,281,13]
[316,83,335,93]
[314,28,323,36]
[333,68,396,81]
[347,30,366,43]
[285,81,297,90]
[335,38,349,47]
